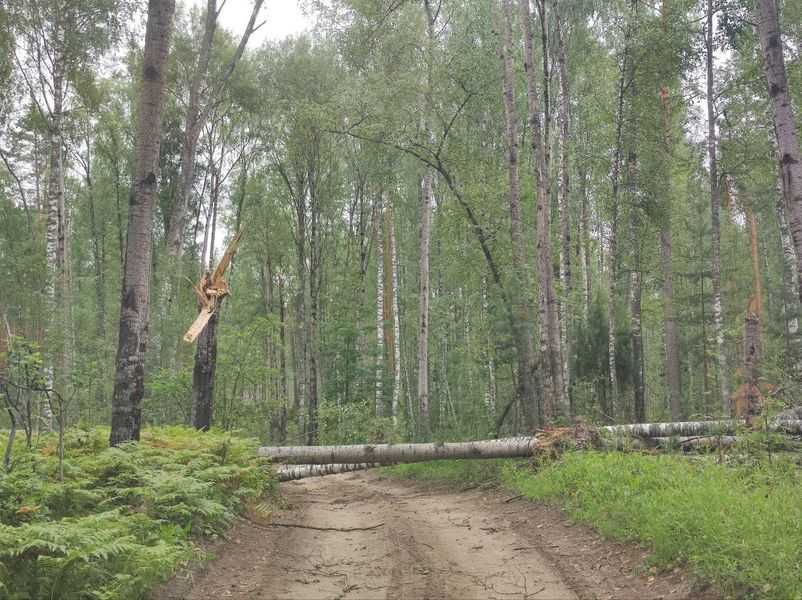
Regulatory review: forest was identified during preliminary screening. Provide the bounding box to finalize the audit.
[1,0,802,597]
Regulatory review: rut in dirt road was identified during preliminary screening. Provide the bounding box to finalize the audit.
[159,471,709,600]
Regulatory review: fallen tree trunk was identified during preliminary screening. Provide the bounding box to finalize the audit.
[261,437,542,465]
[600,420,740,437]
[277,463,379,481]
[259,420,802,465]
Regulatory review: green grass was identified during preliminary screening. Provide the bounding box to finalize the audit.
[384,458,509,487]
[0,426,276,599]
[385,453,802,599]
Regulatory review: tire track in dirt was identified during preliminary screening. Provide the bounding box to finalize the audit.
[154,471,713,600]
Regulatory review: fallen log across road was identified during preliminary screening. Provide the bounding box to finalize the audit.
[259,419,802,465]
[276,462,380,481]
[261,436,541,465]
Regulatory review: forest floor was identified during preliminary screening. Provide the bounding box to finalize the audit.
[154,470,713,600]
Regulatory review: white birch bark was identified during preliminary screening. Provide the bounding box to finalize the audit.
[389,204,401,425]
[277,463,380,482]
[375,202,385,418]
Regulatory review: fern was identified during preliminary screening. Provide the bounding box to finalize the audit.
[0,426,277,599]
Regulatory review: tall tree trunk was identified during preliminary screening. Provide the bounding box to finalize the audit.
[43,14,66,432]
[418,174,432,436]
[165,0,264,255]
[580,166,591,318]
[757,0,802,304]
[109,0,176,446]
[660,0,682,421]
[661,228,682,420]
[519,0,566,420]
[776,184,802,378]
[385,203,401,425]
[628,152,645,422]
[706,0,730,415]
[607,23,631,421]
[191,163,221,431]
[555,9,572,407]
[165,0,217,256]
[417,0,437,439]
[375,198,385,419]
[307,169,321,445]
[740,298,761,422]
[499,0,539,426]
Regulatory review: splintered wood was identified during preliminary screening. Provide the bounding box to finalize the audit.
[183,229,243,343]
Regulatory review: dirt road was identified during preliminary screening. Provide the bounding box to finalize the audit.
[157,471,708,600]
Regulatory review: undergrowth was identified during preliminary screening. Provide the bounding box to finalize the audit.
[385,451,802,599]
[0,426,276,599]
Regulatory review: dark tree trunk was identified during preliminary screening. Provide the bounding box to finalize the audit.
[499,0,539,427]
[110,0,176,446]
[191,311,218,430]
[519,0,566,420]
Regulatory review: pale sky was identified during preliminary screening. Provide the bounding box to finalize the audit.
[188,0,312,44]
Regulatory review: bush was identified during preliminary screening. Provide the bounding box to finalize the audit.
[0,427,276,599]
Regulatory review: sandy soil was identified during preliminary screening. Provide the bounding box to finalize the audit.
[153,471,713,600]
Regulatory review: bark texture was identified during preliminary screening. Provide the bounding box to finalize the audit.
[706,0,731,415]
[499,0,538,426]
[260,419,802,465]
[276,462,380,482]
[757,0,802,303]
[165,0,264,255]
[519,0,566,420]
[165,0,217,256]
[191,311,218,430]
[109,0,176,446]
[260,436,542,465]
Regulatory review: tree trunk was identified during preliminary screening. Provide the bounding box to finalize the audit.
[277,462,380,482]
[555,9,572,407]
[375,198,385,419]
[661,228,682,420]
[756,0,802,304]
[739,299,761,421]
[580,167,591,318]
[707,0,730,416]
[387,204,402,425]
[191,162,222,431]
[259,419,802,465]
[165,0,217,256]
[418,173,433,437]
[261,436,544,465]
[659,1,682,421]
[519,0,566,420]
[191,311,218,430]
[110,0,176,446]
[499,0,538,427]
[43,16,66,433]
[776,183,802,378]
[165,0,264,254]
[628,152,645,422]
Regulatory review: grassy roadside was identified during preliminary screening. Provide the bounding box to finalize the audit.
[0,427,277,599]
[384,452,802,599]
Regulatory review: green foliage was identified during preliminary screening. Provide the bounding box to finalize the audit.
[387,450,802,598]
[505,453,802,599]
[384,459,507,488]
[0,427,276,599]
[317,399,398,445]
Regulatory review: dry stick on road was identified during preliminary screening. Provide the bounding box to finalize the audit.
[264,521,385,532]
